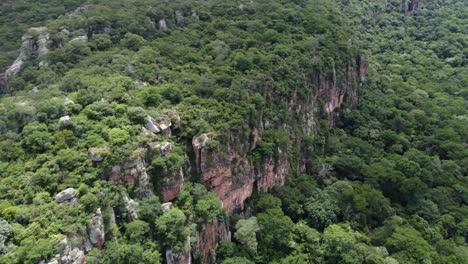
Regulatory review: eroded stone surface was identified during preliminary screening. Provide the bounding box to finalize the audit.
[55,188,77,205]
[87,208,105,249]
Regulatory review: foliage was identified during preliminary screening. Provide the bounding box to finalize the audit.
[0,0,466,263]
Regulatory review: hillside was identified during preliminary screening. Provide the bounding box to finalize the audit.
[0,0,466,263]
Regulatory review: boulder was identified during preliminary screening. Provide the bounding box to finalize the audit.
[59,115,70,126]
[161,202,172,212]
[64,98,74,105]
[159,120,172,136]
[159,19,168,31]
[55,188,77,204]
[149,141,173,157]
[145,116,160,133]
[191,10,199,20]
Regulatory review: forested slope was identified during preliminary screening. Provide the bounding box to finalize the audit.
[0,0,466,263]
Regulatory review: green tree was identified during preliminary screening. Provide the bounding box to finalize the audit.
[234,217,260,256]
[120,33,146,51]
[108,128,129,146]
[155,208,190,253]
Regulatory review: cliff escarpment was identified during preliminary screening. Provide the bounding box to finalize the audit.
[0,1,368,263]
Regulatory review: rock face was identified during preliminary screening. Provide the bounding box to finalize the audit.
[192,132,291,213]
[407,0,421,12]
[320,56,368,127]
[194,218,231,264]
[184,58,366,263]
[3,27,50,92]
[166,248,191,264]
[111,148,154,197]
[159,19,168,31]
[55,188,77,205]
[175,11,185,26]
[87,208,105,249]
[111,138,185,202]
[122,192,139,221]
[41,237,86,264]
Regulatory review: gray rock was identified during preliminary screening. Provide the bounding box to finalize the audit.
[5,27,49,79]
[135,80,147,87]
[59,115,70,126]
[63,247,85,264]
[159,120,172,136]
[108,206,116,226]
[111,149,154,198]
[165,239,191,264]
[87,208,105,249]
[83,239,93,253]
[55,188,77,204]
[60,28,71,36]
[88,147,110,162]
[175,11,185,26]
[149,141,173,157]
[122,192,139,221]
[193,133,211,149]
[36,32,50,56]
[64,98,74,105]
[38,60,48,68]
[145,116,160,133]
[159,19,168,31]
[191,10,199,20]
[161,202,172,212]
[43,236,86,264]
[73,5,89,13]
[70,35,88,43]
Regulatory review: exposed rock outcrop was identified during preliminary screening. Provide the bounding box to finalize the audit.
[145,111,180,136]
[88,147,110,162]
[111,148,154,197]
[194,218,231,264]
[160,168,185,202]
[70,35,88,43]
[55,188,77,205]
[59,115,71,126]
[192,132,290,213]
[161,202,173,212]
[41,237,86,264]
[87,208,105,249]
[187,58,367,262]
[159,19,168,31]
[320,56,368,127]
[166,248,191,264]
[5,27,49,79]
[407,0,422,12]
[122,192,139,221]
[175,11,185,26]
[256,146,290,192]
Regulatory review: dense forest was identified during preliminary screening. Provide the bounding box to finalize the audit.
[0,0,466,263]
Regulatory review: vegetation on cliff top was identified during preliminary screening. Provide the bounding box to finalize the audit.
[0,0,467,263]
